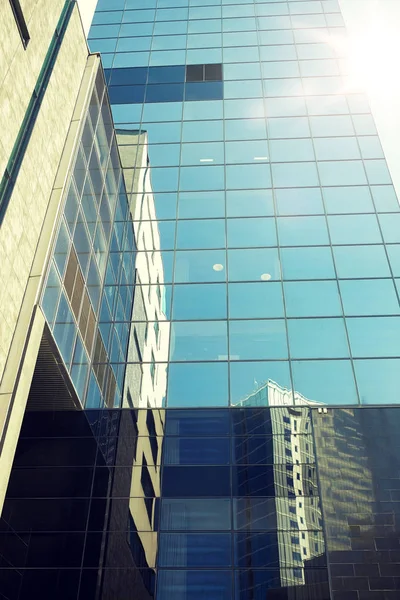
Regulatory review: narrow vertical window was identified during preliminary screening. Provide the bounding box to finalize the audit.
[9,0,30,48]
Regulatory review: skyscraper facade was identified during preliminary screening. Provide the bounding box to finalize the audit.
[1,1,400,599]
[88,0,400,410]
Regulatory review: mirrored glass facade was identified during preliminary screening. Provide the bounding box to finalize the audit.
[86,0,400,408]
[2,406,400,599]
[3,1,400,598]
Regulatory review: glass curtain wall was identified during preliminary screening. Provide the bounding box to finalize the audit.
[88,0,400,409]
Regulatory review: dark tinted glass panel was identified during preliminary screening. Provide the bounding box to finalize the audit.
[148,65,185,83]
[235,569,330,600]
[108,84,145,104]
[232,465,276,497]
[205,63,222,81]
[232,409,273,436]
[186,64,204,82]
[162,466,231,497]
[185,81,223,101]
[109,66,148,85]
[157,570,232,600]
[159,533,231,567]
[233,498,278,531]
[234,533,280,568]
[164,410,231,436]
[160,498,231,531]
[232,436,276,465]
[163,437,231,464]
[146,83,184,103]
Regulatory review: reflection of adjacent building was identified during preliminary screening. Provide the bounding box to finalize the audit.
[234,380,326,590]
[116,130,169,410]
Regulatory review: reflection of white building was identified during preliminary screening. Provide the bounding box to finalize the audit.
[235,380,325,588]
[116,130,169,408]
[269,385,324,588]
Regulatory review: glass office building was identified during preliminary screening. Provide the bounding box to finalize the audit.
[1,1,400,599]
[87,0,400,410]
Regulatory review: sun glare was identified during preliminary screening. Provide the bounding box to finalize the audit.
[334,2,400,100]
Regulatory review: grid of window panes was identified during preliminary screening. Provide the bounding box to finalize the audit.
[89,0,400,408]
[40,68,136,408]
[1,407,329,600]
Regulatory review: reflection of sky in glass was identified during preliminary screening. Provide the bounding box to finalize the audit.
[87,0,400,409]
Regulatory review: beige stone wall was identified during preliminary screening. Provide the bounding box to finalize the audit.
[0,2,90,508]
[0,3,89,385]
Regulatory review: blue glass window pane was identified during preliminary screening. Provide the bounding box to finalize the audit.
[288,318,350,359]
[354,359,400,405]
[116,36,152,52]
[152,34,187,50]
[161,498,231,530]
[268,117,310,138]
[379,214,400,243]
[183,100,223,120]
[365,159,392,185]
[176,219,226,249]
[277,216,329,246]
[310,115,354,137]
[226,190,274,217]
[269,139,314,163]
[228,248,281,282]
[229,320,288,360]
[53,220,70,277]
[156,570,232,600]
[145,83,184,103]
[284,281,342,317]
[182,120,224,142]
[387,245,400,276]
[328,214,382,244]
[159,533,231,567]
[53,294,76,367]
[339,280,400,316]
[162,466,231,496]
[41,263,62,326]
[143,101,183,122]
[180,142,224,166]
[227,218,276,248]
[275,188,323,216]
[292,360,359,405]
[323,186,373,214]
[281,247,335,280]
[71,335,89,400]
[346,317,400,358]
[225,140,269,164]
[185,81,223,101]
[178,191,225,218]
[229,282,284,318]
[170,321,228,361]
[318,161,368,186]
[333,245,391,278]
[174,250,226,283]
[272,163,319,187]
[226,164,271,189]
[172,283,227,319]
[225,118,267,141]
[371,185,400,212]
